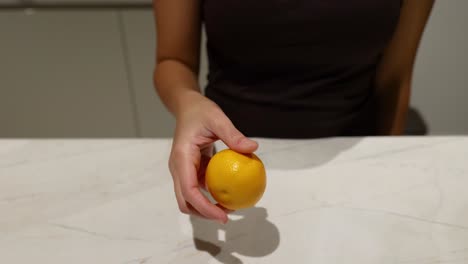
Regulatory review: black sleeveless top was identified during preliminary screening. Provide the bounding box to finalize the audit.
[202,1,401,138]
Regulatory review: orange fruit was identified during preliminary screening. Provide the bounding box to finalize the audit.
[206,149,266,210]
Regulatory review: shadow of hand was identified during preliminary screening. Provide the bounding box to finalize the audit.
[190,207,280,264]
[258,137,362,170]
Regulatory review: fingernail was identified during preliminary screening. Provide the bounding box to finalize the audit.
[250,140,259,148]
[237,137,247,145]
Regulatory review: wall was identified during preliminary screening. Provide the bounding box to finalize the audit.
[411,0,468,134]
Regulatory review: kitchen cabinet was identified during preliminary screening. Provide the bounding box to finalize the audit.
[32,0,150,4]
[0,0,19,5]
[0,10,137,137]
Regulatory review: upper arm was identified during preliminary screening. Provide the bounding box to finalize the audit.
[376,0,435,86]
[153,0,202,74]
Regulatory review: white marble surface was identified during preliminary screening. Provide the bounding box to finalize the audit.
[1,137,468,264]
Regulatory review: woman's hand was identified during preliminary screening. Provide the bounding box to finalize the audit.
[153,0,255,224]
[168,92,258,223]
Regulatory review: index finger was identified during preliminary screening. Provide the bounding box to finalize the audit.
[174,146,228,223]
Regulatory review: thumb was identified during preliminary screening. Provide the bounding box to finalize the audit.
[211,117,258,153]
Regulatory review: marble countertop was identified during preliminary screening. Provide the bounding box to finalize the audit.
[1,137,468,264]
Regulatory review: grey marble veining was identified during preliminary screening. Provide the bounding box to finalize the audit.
[0,137,467,263]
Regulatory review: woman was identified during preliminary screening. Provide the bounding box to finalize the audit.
[153,0,434,223]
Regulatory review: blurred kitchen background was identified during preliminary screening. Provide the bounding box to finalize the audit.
[0,0,467,138]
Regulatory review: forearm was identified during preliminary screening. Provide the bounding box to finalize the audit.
[373,0,434,135]
[153,59,204,118]
[375,78,411,135]
[152,0,203,119]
